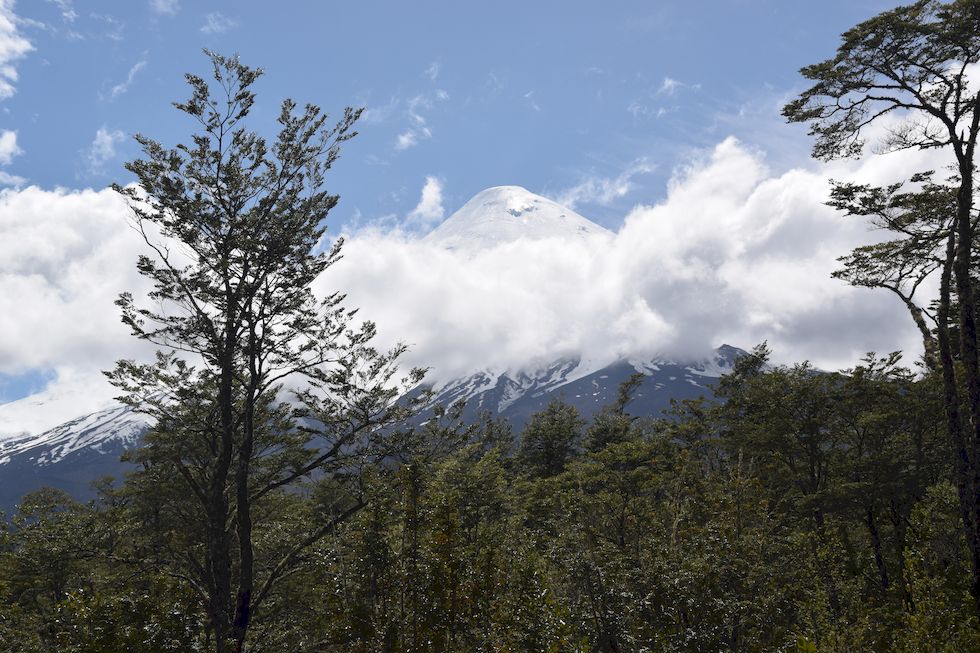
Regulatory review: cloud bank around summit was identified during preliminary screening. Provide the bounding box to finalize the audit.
[0,136,940,432]
[330,137,936,382]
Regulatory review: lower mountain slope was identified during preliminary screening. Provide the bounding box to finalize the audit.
[414,345,744,432]
[0,404,149,509]
[0,346,748,509]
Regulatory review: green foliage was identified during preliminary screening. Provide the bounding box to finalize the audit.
[2,352,977,650]
[6,4,980,647]
[517,397,584,477]
[786,0,980,621]
[92,49,424,651]
[782,0,980,161]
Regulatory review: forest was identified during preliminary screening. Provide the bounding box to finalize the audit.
[2,1,980,651]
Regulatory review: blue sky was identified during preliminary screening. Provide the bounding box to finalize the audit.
[0,0,933,423]
[8,0,897,229]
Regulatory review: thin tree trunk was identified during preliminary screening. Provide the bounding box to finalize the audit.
[936,229,980,615]
[812,508,841,617]
[865,506,890,593]
[956,163,980,618]
[894,290,939,372]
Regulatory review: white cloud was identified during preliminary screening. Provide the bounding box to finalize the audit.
[324,137,942,383]
[0,129,23,186]
[389,91,447,151]
[201,12,236,34]
[0,129,20,164]
[395,131,418,150]
[0,136,951,432]
[0,0,33,100]
[0,170,24,185]
[85,126,125,175]
[0,369,122,436]
[524,90,541,112]
[425,61,440,81]
[407,95,432,123]
[90,12,125,41]
[361,96,399,124]
[406,176,444,226]
[626,102,643,118]
[0,186,155,430]
[656,76,700,96]
[627,101,669,120]
[659,76,681,95]
[108,58,146,99]
[485,71,504,94]
[553,158,656,209]
[150,0,178,15]
[47,0,76,23]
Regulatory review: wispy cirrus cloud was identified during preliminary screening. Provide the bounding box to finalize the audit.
[425,61,440,81]
[626,101,668,120]
[395,130,419,151]
[552,158,656,209]
[524,90,541,112]
[106,57,146,99]
[361,95,399,124]
[46,0,76,23]
[391,90,448,151]
[658,75,699,95]
[625,75,700,122]
[659,76,681,95]
[201,12,236,34]
[84,126,125,176]
[362,63,450,153]
[149,0,179,16]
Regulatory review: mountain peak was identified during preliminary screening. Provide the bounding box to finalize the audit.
[424,186,612,251]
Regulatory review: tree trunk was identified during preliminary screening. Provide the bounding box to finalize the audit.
[896,292,939,372]
[956,163,980,618]
[232,388,257,651]
[207,491,233,653]
[210,303,239,651]
[865,506,890,593]
[936,227,980,616]
[812,508,841,617]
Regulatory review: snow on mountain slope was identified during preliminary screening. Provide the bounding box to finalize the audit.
[0,373,121,440]
[0,346,750,508]
[0,402,151,466]
[425,354,608,413]
[411,345,749,432]
[425,186,612,251]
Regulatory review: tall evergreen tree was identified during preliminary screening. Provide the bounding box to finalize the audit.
[107,51,422,652]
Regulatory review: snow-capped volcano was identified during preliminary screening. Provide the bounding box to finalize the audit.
[425,186,612,251]
[0,185,748,509]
